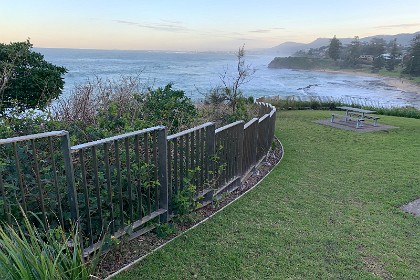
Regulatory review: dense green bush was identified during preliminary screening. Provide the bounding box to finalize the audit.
[142,83,198,134]
[0,40,67,112]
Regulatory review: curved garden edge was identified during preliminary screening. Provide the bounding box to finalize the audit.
[100,137,284,279]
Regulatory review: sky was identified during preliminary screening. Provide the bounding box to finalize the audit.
[1,0,419,51]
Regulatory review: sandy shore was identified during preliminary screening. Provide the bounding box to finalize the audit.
[317,69,420,108]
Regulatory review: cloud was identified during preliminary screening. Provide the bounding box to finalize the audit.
[115,20,138,26]
[114,19,189,32]
[376,23,420,29]
[249,29,271,33]
[249,27,285,33]
[160,19,184,25]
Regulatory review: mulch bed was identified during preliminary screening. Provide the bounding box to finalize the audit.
[96,140,283,279]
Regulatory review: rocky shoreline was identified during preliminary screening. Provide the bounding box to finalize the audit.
[314,69,420,108]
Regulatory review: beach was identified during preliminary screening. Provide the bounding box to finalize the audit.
[318,69,420,108]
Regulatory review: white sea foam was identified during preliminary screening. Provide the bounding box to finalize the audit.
[38,48,417,108]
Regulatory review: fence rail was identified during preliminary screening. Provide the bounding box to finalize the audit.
[0,102,276,254]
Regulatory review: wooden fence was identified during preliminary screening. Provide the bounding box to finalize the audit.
[0,102,276,254]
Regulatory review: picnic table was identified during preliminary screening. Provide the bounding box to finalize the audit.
[331,106,380,128]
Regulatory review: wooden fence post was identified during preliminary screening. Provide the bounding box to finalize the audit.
[157,128,169,223]
[60,131,79,224]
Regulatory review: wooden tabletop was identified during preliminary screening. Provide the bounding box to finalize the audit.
[336,106,376,114]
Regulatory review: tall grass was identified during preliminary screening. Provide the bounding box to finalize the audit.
[0,210,100,280]
[259,96,420,120]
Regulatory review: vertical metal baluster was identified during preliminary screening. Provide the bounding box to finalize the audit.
[185,134,190,177]
[13,142,27,213]
[232,126,237,177]
[227,130,231,181]
[220,132,225,184]
[194,130,199,186]
[79,149,93,245]
[144,133,151,215]
[173,139,178,195]
[179,136,184,190]
[238,123,244,178]
[31,139,48,229]
[167,140,172,214]
[152,131,158,211]
[232,127,236,178]
[114,140,123,229]
[190,131,195,175]
[191,131,196,186]
[157,128,168,223]
[91,146,103,231]
[224,131,228,183]
[103,143,115,234]
[205,124,215,203]
[134,135,143,219]
[125,138,133,223]
[200,128,205,189]
[47,137,64,228]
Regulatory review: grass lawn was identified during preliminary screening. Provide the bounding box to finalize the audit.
[114,110,420,279]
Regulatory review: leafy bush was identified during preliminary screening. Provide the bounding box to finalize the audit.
[154,223,176,238]
[142,83,198,134]
[0,40,67,112]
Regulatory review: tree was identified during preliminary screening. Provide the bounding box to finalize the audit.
[364,37,386,57]
[403,35,420,76]
[345,36,362,67]
[386,39,400,71]
[212,45,255,113]
[372,56,385,71]
[328,35,342,61]
[0,40,67,112]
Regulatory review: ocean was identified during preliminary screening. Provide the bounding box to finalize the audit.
[37,48,416,108]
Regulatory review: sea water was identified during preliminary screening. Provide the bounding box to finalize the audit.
[38,48,416,108]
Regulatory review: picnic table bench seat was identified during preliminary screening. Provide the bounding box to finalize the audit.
[331,113,364,128]
[363,115,380,126]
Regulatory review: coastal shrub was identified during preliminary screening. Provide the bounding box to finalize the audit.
[265,96,341,111]
[0,106,59,138]
[142,83,198,134]
[52,76,146,143]
[365,106,420,119]
[201,93,257,126]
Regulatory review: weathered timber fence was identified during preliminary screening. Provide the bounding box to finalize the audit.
[0,102,276,254]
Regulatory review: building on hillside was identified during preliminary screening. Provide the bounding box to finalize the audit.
[359,55,374,63]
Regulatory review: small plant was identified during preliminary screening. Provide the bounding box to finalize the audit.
[0,209,101,280]
[154,223,176,238]
[172,168,202,224]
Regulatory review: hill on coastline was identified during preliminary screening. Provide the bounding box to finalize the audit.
[259,31,420,56]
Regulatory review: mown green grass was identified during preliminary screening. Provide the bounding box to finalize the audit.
[114,111,420,279]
